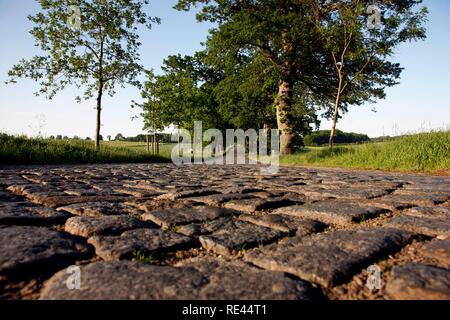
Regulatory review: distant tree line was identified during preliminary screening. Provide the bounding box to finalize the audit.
[303,130,370,146]
[47,133,173,143]
[113,133,172,143]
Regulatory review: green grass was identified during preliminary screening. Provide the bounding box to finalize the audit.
[102,140,176,159]
[0,133,172,165]
[2,131,449,174]
[132,251,157,265]
[281,130,450,174]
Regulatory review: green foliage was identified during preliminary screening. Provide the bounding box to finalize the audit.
[175,0,428,151]
[7,0,159,147]
[138,49,319,143]
[304,130,370,146]
[0,133,170,165]
[133,251,157,265]
[175,0,333,150]
[317,0,428,119]
[8,0,159,98]
[281,131,450,173]
[135,54,227,135]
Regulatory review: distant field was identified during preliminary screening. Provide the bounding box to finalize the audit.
[101,141,176,159]
[0,134,172,165]
[281,131,450,174]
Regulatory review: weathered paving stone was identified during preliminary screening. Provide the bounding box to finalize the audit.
[57,202,141,217]
[64,215,150,238]
[0,202,71,226]
[23,194,131,208]
[273,201,389,226]
[40,258,313,300]
[0,190,23,202]
[366,199,416,211]
[174,256,316,300]
[88,228,194,261]
[223,198,300,213]
[0,226,91,276]
[380,193,449,207]
[386,263,450,300]
[122,180,172,193]
[112,187,161,197]
[6,184,65,198]
[0,164,449,300]
[141,206,239,229]
[187,193,257,206]
[220,187,265,195]
[63,188,99,196]
[238,213,326,237]
[386,215,450,239]
[177,217,233,237]
[393,187,449,195]
[130,198,203,212]
[421,240,450,266]
[199,219,285,255]
[302,187,391,201]
[156,189,220,201]
[244,228,414,287]
[40,261,205,299]
[404,206,449,219]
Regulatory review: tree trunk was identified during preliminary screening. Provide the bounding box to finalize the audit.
[329,75,343,150]
[95,81,104,152]
[276,25,295,155]
[276,78,295,155]
[329,102,339,150]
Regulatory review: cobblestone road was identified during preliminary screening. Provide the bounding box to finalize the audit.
[0,164,449,300]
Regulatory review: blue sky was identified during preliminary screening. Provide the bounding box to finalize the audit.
[0,0,449,138]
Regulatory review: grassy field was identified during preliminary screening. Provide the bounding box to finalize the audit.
[281,131,450,174]
[0,134,172,165]
[1,131,449,174]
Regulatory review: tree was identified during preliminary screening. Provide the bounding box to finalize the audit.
[115,133,125,141]
[137,55,225,136]
[56,135,62,140]
[176,0,329,154]
[132,71,170,135]
[107,135,111,141]
[7,0,160,151]
[313,0,427,148]
[211,51,319,144]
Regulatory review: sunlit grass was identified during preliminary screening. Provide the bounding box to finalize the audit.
[2,131,449,174]
[281,130,450,174]
[0,134,172,165]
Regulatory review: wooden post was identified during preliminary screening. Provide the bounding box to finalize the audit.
[146,134,150,153]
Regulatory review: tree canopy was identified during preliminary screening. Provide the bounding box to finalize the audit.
[7,0,159,150]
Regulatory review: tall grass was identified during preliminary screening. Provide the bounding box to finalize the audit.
[0,134,170,165]
[281,131,450,174]
[2,131,449,173]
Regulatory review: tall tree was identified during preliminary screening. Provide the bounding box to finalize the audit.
[176,0,327,154]
[7,0,159,150]
[132,71,166,138]
[139,54,226,135]
[313,0,428,148]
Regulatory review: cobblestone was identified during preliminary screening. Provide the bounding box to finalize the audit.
[386,263,450,300]
[0,164,448,300]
